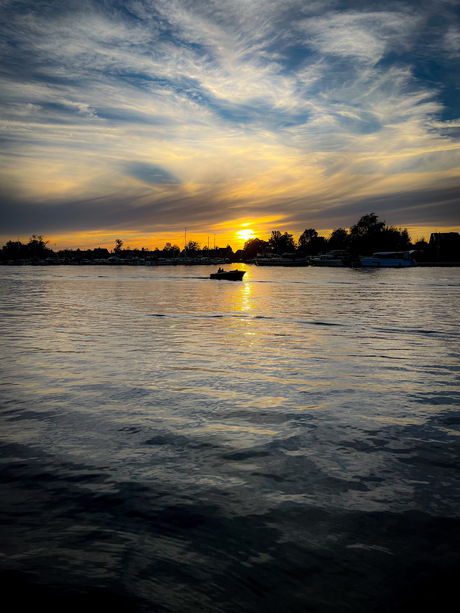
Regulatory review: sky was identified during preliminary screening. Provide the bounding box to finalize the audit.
[1,0,459,251]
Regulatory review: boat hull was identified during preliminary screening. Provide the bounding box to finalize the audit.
[359,251,417,268]
[309,251,350,267]
[360,256,417,268]
[310,259,345,267]
[210,270,245,281]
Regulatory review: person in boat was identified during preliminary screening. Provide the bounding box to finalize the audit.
[218,267,223,272]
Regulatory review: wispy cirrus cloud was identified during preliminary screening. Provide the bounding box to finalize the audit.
[0,0,459,247]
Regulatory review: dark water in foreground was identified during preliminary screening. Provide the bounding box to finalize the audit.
[0,265,459,612]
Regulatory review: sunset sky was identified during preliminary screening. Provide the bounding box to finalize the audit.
[1,0,459,251]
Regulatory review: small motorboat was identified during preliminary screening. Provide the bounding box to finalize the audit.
[210,269,246,281]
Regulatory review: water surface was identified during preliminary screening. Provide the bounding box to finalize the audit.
[1,265,459,611]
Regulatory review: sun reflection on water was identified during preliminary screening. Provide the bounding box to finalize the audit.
[237,282,253,314]
[225,271,260,340]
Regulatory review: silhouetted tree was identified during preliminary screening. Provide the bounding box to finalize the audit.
[268,231,295,254]
[1,240,25,261]
[327,228,349,251]
[411,238,430,262]
[298,228,326,255]
[349,213,411,254]
[350,213,385,237]
[243,237,269,259]
[299,228,318,247]
[114,239,123,255]
[92,248,110,259]
[160,243,180,258]
[413,238,428,250]
[283,232,296,253]
[185,240,200,252]
[298,228,315,254]
[349,213,384,254]
[379,226,411,251]
[268,230,282,253]
[27,235,52,259]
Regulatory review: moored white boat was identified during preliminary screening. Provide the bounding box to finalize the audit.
[255,255,309,266]
[360,251,417,267]
[310,250,350,267]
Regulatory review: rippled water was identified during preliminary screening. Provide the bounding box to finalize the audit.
[1,265,459,612]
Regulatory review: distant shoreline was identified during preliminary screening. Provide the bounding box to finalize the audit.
[1,261,460,267]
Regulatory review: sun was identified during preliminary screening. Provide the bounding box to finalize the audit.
[237,228,255,242]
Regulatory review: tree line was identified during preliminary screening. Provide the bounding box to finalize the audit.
[242,213,414,259]
[2,214,458,263]
[1,235,54,261]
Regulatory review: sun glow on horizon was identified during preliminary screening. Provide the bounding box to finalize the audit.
[237,228,255,242]
[5,223,459,254]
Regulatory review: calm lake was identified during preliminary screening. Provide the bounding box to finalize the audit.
[0,264,459,612]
